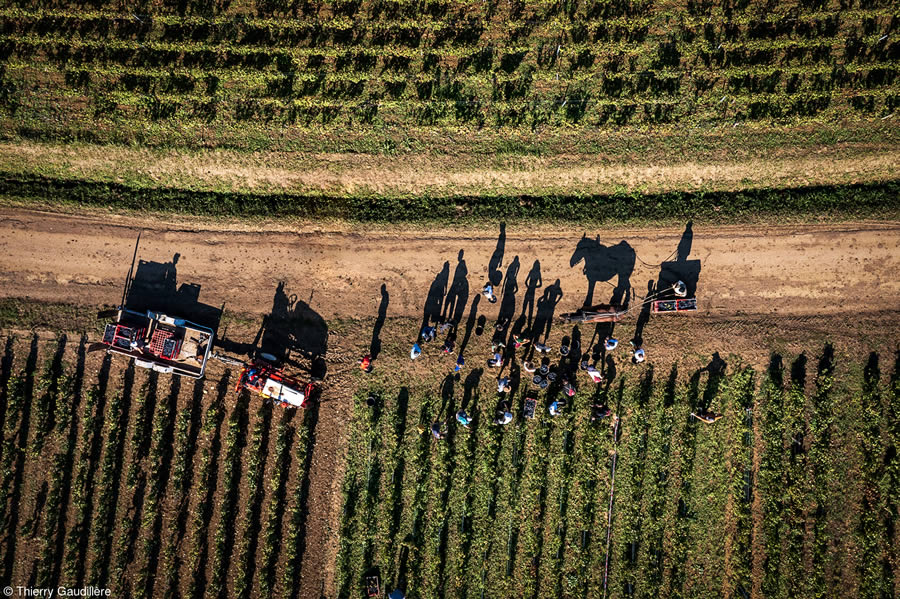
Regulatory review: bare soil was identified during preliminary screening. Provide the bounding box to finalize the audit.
[0,206,898,597]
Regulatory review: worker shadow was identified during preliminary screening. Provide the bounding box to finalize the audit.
[655,221,702,300]
[569,236,635,308]
[530,279,563,345]
[488,222,506,287]
[421,261,450,332]
[631,280,655,349]
[461,368,483,411]
[124,253,223,334]
[522,259,542,331]
[442,250,469,326]
[219,282,329,380]
[493,256,520,343]
[370,284,389,360]
[457,296,480,357]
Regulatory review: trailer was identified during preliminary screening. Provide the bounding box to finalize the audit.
[235,358,318,409]
[100,308,214,378]
[94,234,215,378]
[559,303,626,324]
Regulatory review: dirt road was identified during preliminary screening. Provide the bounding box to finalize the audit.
[2,207,898,320]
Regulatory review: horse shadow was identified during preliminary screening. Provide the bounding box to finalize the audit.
[569,236,635,308]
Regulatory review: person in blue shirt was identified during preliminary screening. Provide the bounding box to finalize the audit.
[410,343,422,360]
[604,337,618,351]
[549,398,567,416]
[456,410,471,428]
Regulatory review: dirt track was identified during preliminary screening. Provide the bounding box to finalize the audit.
[2,208,899,320]
[2,207,900,597]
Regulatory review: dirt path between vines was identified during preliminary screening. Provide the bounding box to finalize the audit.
[1,207,899,597]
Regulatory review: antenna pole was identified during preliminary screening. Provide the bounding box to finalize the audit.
[121,231,141,309]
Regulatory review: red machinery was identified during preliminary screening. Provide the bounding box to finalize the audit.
[235,359,318,409]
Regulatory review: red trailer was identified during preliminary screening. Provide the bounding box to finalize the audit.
[236,359,318,408]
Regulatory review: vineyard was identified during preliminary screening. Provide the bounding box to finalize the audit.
[0,0,897,146]
[337,346,900,598]
[0,333,317,599]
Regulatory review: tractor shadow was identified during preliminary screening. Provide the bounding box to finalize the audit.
[124,252,223,334]
[218,282,329,380]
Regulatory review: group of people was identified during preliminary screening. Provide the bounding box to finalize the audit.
[359,273,722,438]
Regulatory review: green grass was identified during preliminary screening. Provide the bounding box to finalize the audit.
[2,171,898,223]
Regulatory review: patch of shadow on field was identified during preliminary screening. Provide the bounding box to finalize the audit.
[219,281,328,379]
[124,252,223,334]
[380,388,410,590]
[421,261,450,333]
[188,371,229,598]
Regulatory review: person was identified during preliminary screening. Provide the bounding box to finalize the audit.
[580,355,590,370]
[561,378,576,397]
[421,325,436,343]
[492,341,506,352]
[494,410,513,425]
[630,341,645,363]
[604,337,618,351]
[534,343,551,354]
[431,421,445,440]
[590,404,612,422]
[539,362,549,375]
[692,409,723,424]
[442,338,455,353]
[410,343,422,360]
[497,377,511,393]
[388,590,405,599]
[483,282,498,303]
[488,352,502,368]
[586,365,604,383]
[439,321,453,334]
[358,354,373,373]
[454,355,465,372]
[560,343,569,357]
[456,410,471,428]
[523,361,536,373]
[548,398,567,417]
[673,280,687,297]
[513,335,530,349]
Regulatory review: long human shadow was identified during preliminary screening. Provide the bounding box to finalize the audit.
[124,252,223,334]
[522,260,542,331]
[654,221,702,301]
[457,296,480,358]
[442,250,469,326]
[631,280,655,349]
[493,256,520,344]
[0,337,13,433]
[370,284,389,360]
[531,280,563,345]
[569,236,635,308]
[488,223,506,287]
[383,388,409,589]
[218,281,329,380]
[421,261,450,333]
